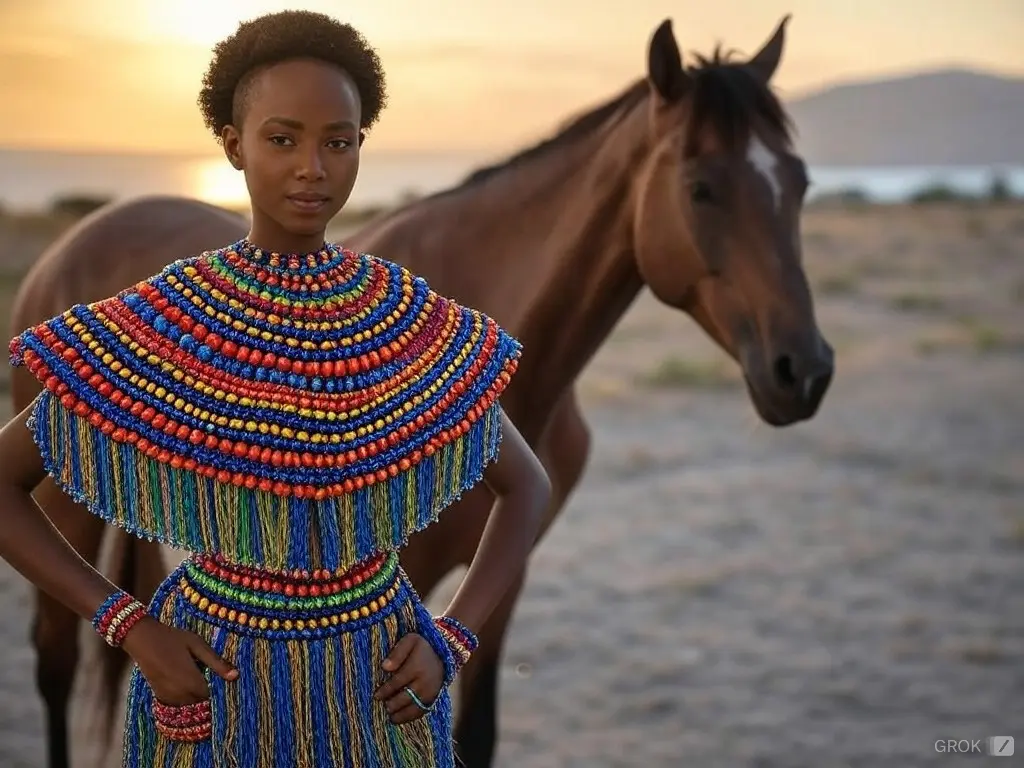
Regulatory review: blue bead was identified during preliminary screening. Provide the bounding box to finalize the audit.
[179,334,196,352]
[153,316,168,333]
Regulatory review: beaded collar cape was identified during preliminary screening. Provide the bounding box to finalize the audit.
[9,239,521,572]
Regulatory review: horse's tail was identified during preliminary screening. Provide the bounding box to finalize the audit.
[93,532,168,751]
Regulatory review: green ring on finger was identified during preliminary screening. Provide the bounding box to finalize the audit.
[403,686,430,712]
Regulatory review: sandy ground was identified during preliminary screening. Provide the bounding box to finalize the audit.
[0,202,1021,767]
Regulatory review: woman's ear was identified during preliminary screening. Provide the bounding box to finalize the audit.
[222,125,243,170]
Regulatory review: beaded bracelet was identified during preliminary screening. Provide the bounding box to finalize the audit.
[432,615,479,676]
[153,698,213,742]
[91,589,148,648]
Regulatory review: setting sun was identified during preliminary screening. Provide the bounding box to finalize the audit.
[144,1,280,46]
[191,158,249,208]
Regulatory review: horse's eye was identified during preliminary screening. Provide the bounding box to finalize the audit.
[690,180,713,204]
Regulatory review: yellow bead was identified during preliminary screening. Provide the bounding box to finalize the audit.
[198,597,209,610]
[294,620,305,631]
[359,606,370,618]
[348,610,360,622]
[283,620,293,631]
[259,618,269,630]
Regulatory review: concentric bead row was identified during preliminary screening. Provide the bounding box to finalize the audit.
[179,552,403,635]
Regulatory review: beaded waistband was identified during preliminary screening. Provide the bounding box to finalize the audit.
[177,551,406,639]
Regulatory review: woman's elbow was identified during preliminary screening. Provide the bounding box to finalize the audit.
[516,450,552,523]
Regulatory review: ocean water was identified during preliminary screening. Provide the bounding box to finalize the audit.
[1,147,1022,214]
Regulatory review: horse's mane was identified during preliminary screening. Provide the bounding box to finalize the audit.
[450,79,650,190]
[439,45,793,196]
[686,45,794,149]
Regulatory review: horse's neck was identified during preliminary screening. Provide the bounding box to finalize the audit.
[355,97,651,437]
[437,104,650,433]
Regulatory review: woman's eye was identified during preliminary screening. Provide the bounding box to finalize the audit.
[326,139,351,150]
[269,135,294,147]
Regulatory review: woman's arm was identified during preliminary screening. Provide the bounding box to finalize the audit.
[439,409,551,632]
[0,404,137,621]
[0,402,237,702]
[376,409,550,721]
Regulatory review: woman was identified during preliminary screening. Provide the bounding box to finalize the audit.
[0,10,550,766]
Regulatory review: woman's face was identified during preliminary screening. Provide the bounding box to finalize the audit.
[222,57,363,252]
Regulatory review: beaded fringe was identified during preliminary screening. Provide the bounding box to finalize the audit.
[27,390,502,571]
[123,562,455,767]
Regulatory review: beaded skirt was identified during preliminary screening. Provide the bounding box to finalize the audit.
[122,551,455,768]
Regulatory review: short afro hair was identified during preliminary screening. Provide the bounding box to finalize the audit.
[198,10,387,141]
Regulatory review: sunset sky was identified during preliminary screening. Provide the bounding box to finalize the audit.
[1,0,1021,155]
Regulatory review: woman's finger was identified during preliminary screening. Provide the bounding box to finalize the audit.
[380,634,418,674]
[185,633,239,682]
[389,700,428,724]
[375,664,418,702]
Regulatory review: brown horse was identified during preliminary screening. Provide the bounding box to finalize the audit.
[9,16,832,768]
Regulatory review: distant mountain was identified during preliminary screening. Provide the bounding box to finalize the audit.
[784,68,1024,166]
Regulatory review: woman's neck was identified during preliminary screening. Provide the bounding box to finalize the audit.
[245,217,329,256]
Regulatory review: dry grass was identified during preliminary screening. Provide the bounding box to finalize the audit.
[639,356,738,390]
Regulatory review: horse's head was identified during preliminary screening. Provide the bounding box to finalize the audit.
[632,16,833,427]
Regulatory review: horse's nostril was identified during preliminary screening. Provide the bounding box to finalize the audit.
[773,355,797,389]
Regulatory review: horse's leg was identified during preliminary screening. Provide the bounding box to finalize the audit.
[455,388,593,768]
[28,481,107,768]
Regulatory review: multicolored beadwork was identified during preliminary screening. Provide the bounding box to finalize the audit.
[152,699,212,743]
[178,550,404,639]
[122,553,456,766]
[433,614,479,674]
[9,239,521,572]
[91,589,148,648]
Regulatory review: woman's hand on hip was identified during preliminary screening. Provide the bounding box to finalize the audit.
[122,616,238,705]
[374,633,444,724]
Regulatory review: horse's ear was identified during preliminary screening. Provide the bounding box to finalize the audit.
[747,14,790,82]
[647,19,690,103]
